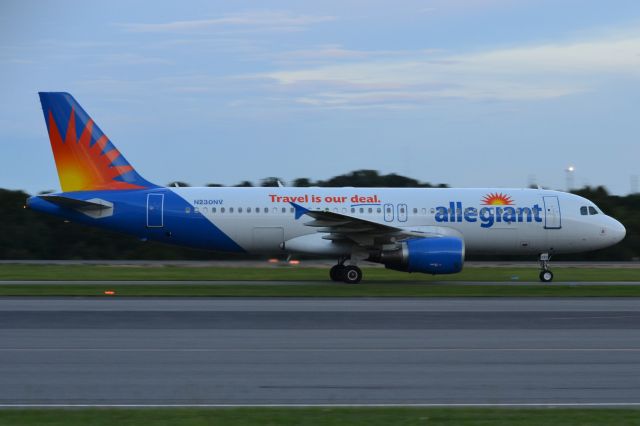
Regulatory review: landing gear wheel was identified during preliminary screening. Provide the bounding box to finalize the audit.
[538,253,553,282]
[330,264,346,282]
[539,270,554,282]
[342,265,363,284]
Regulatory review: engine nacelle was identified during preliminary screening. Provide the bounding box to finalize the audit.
[369,237,465,274]
[282,233,353,256]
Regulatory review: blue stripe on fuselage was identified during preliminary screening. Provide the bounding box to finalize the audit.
[27,189,245,253]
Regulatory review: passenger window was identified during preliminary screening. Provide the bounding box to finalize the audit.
[264,207,268,213]
[580,206,588,215]
[421,208,427,215]
[212,207,216,213]
[229,207,234,213]
[238,207,243,213]
[413,208,418,214]
[377,207,382,213]
[185,207,191,214]
[351,208,355,213]
[589,206,598,215]
[368,207,373,213]
[291,208,295,213]
[221,207,225,213]
[272,207,277,213]
[359,207,364,213]
[400,207,405,214]
[247,207,251,213]
[282,207,286,213]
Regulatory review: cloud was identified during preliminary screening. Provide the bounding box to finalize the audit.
[119,11,335,33]
[251,33,640,108]
[273,44,442,62]
[94,53,173,66]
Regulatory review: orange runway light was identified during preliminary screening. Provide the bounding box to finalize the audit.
[288,260,300,265]
[267,258,279,263]
[104,290,116,295]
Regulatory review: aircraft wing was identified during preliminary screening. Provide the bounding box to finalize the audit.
[290,202,438,248]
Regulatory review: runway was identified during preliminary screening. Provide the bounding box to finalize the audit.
[1,297,640,406]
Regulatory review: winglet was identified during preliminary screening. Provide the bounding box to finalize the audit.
[290,202,309,220]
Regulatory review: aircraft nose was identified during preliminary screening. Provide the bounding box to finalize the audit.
[608,218,626,244]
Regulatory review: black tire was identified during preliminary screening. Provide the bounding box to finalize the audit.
[330,264,345,282]
[539,270,554,282]
[342,265,362,284]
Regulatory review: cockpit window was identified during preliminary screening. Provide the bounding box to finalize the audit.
[588,206,598,215]
[580,206,588,215]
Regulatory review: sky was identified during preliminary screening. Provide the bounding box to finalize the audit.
[1,0,639,195]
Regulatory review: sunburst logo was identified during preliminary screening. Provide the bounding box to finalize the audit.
[47,107,145,192]
[481,192,514,206]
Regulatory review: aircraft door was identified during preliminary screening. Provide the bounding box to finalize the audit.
[397,203,408,222]
[147,193,164,227]
[384,203,394,222]
[543,196,562,229]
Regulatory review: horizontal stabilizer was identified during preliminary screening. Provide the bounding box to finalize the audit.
[39,195,114,218]
[40,195,105,210]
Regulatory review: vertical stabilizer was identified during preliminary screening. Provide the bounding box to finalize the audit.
[38,92,156,192]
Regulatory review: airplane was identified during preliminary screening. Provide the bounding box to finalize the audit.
[26,92,626,283]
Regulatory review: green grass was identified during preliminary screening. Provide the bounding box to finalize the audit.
[1,264,639,297]
[1,264,639,282]
[0,408,639,426]
[1,283,640,297]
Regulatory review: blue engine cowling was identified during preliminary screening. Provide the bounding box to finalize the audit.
[369,237,465,274]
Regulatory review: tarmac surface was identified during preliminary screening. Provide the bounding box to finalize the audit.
[1,297,640,406]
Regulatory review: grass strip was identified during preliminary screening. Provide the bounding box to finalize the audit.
[2,284,640,297]
[0,407,639,426]
[0,265,639,282]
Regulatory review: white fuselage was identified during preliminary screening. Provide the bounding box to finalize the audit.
[168,187,626,256]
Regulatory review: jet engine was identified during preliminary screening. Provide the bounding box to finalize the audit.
[369,237,465,274]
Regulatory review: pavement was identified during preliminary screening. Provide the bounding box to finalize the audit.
[1,297,640,406]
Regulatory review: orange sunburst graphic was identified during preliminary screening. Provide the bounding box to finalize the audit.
[481,192,514,205]
[47,108,144,192]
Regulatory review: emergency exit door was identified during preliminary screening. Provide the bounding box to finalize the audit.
[397,204,408,222]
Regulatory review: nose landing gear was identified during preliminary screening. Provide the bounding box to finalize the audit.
[539,253,554,282]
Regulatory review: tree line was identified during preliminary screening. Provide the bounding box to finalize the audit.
[1,170,637,260]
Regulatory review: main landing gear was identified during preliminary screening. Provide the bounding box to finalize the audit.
[539,253,554,282]
[330,259,363,284]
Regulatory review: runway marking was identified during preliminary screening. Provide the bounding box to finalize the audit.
[1,348,640,352]
[1,403,640,408]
